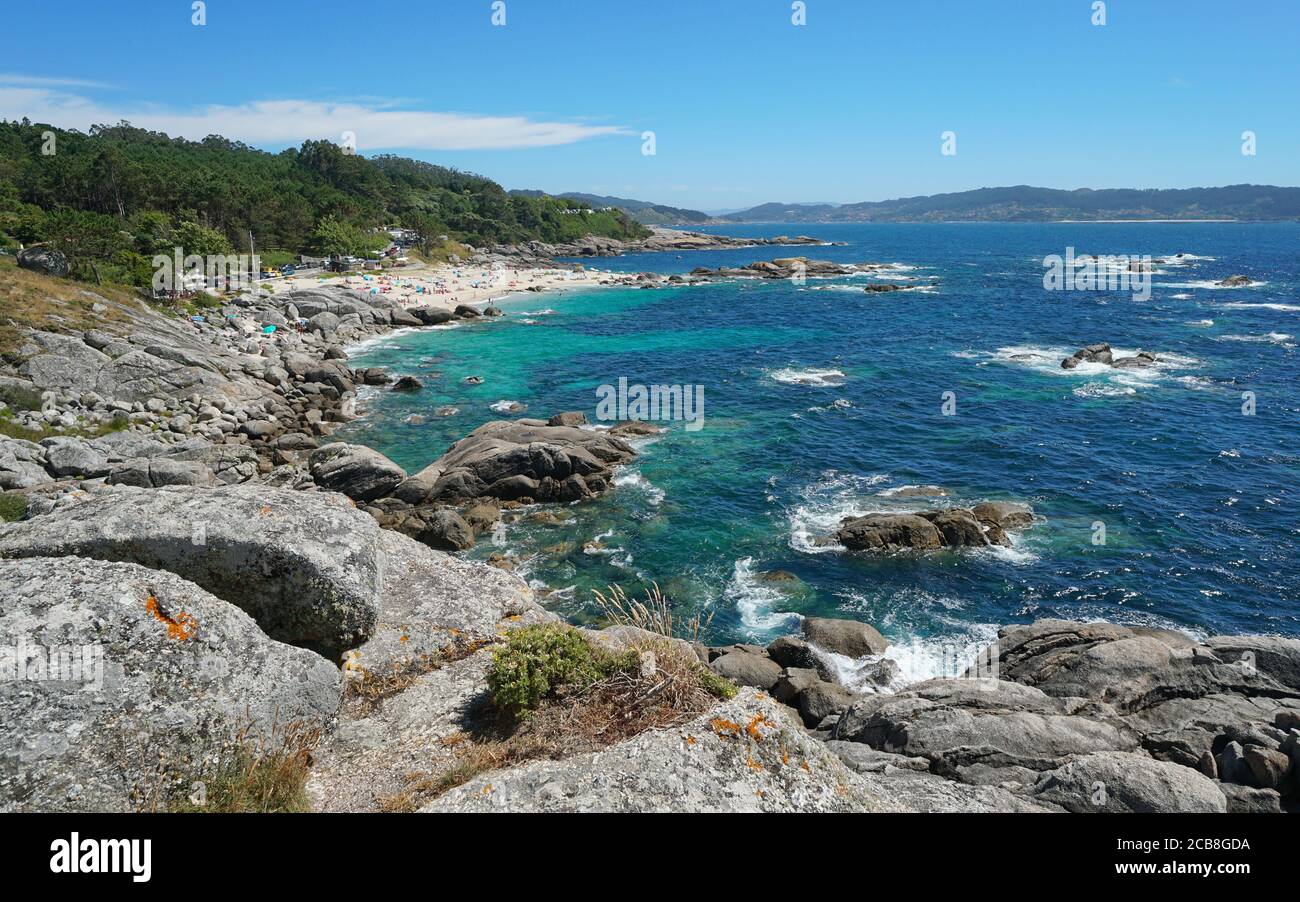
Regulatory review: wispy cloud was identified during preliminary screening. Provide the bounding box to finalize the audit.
[0,84,628,151]
[0,73,116,89]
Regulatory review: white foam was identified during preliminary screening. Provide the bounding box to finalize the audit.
[987,344,1199,391]
[725,557,801,634]
[1156,279,1266,290]
[1219,302,1300,312]
[489,399,525,413]
[882,625,1003,686]
[1220,332,1293,344]
[1073,381,1136,398]
[769,367,847,387]
[612,468,665,505]
[788,471,891,553]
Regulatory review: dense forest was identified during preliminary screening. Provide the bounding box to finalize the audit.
[0,119,648,284]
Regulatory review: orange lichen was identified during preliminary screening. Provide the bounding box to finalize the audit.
[684,735,697,746]
[780,745,790,766]
[145,595,197,641]
[745,714,773,742]
[710,718,741,737]
[258,505,273,516]
[746,753,765,772]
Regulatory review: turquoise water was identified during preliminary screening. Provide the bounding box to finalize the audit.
[342,223,1300,663]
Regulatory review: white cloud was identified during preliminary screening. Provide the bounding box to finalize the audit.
[0,85,628,151]
[0,73,116,89]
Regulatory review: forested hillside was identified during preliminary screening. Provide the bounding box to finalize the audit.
[722,185,1300,222]
[0,119,648,284]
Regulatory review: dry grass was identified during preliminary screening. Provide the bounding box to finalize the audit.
[343,635,494,716]
[0,257,135,360]
[132,720,321,813]
[592,581,713,643]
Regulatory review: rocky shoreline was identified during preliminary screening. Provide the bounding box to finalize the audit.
[476,227,838,267]
[2,253,1297,814]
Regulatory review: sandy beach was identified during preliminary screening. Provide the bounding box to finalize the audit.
[261,262,613,312]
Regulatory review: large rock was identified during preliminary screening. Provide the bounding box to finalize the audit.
[711,650,782,690]
[308,442,407,503]
[0,485,383,659]
[414,508,475,552]
[393,419,636,505]
[420,688,899,813]
[1030,752,1227,813]
[0,556,341,812]
[835,678,1139,783]
[835,513,942,551]
[803,616,890,658]
[16,246,69,277]
[835,504,1030,551]
[38,437,110,479]
[106,458,217,488]
[0,439,51,490]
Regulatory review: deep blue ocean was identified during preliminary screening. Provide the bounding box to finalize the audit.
[343,223,1299,676]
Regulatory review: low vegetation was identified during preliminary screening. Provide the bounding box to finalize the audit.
[380,587,737,811]
[163,722,320,813]
[0,255,133,360]
[0,406,128,442]
[0,492,27,522]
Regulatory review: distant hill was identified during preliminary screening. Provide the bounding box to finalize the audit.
[722,185,1300,222]
[511,190,720,226]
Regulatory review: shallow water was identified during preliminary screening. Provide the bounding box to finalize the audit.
[342,222,1300,666]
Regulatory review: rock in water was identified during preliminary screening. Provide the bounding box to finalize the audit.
[308,442,407,502]
[393,419,636,505]
[803,616,890,657]
[834,504,1032,551]
[391,375,424,392]
[0,556,341,812]
[835,513,943,550]
[415,508,475,552]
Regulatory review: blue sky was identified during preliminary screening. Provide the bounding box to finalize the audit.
[4,0,1298,210]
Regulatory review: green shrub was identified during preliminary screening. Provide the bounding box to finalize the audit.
[0,492,27,522]
[694,664,738,701]
[487,624,628,718]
